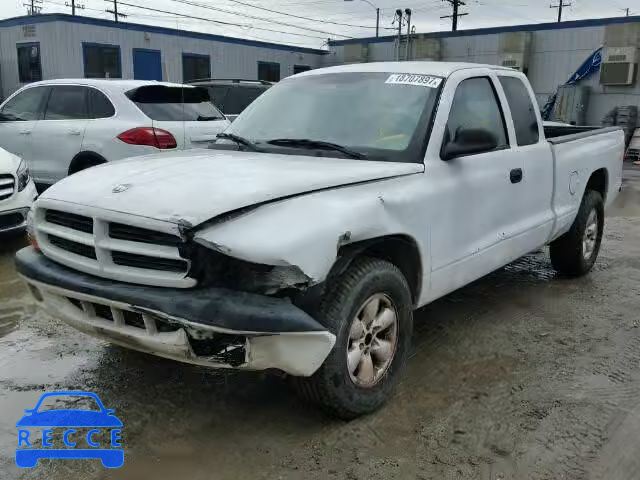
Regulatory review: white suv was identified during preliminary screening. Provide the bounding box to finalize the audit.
[0,147,37,235]
[0,79,230,187]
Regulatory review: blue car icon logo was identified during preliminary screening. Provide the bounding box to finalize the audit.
[16,391,123,468]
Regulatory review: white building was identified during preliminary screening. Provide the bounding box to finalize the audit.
[0,13,326,100]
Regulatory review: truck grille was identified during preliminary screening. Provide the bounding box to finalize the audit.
[109,222,181,247]
[36,205,193,288]
[112,251,188,272]
[0,175,15,201]
[48,234,97,259]
[45,209,93,233]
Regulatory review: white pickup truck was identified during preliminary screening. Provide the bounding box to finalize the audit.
[16,62,624,418]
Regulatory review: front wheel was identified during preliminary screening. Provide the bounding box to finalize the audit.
[550,189,604,276]
[294,257,413,419]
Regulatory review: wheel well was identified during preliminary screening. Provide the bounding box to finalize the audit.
[68,152,107,175]
[334,235,422,304]
[586,168,608,201]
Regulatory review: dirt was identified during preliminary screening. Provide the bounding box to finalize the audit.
[2,169,640,480]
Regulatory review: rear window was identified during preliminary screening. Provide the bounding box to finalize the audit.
[126,85,224,121]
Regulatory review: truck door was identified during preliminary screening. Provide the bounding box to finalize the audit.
[427,73,525,299]
[497,74,555,252]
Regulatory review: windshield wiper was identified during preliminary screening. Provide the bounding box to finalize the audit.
[197,115,224,121]
[216,133,260,151]
[265,138,367,160]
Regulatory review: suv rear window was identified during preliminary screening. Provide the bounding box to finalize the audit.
[126,85,224,121]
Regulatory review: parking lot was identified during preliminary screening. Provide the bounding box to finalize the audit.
[0,168,637,479]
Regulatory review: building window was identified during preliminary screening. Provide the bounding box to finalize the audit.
[182,53,210,82]
[258,61,280,82]
[83,43,122,79]
[17,42,42,83]
[293,65,311,75]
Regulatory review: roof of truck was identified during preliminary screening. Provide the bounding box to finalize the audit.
[298,61,513,79]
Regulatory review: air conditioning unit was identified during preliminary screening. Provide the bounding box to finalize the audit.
[600,46,637,85]
[499,53,526,71]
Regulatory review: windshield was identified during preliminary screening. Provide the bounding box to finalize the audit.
[127,85,224,122]
[226,72,442,162]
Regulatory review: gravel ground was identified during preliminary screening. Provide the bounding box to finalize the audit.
[1,170,640,480]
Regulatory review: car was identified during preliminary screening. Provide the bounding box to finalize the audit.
[0,147,36,235]
[186,78,272,121]
[15,391,123,468]
[16,62,624,419]
[0,79,230,188]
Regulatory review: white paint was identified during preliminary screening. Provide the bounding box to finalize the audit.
[39,150,423,227]
[0,147,37,233]
[0,79,230,185]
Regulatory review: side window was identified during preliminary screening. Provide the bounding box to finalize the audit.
[258,61,280,82]
[182,54,210,83]
[88,88,115,118]
[0,87,48,121]
[224,87,268,114]
[17,43,42,83]
[44,86,89,120]
[444,77,508,154]
[498,76,540,146]
[83,44,122,79]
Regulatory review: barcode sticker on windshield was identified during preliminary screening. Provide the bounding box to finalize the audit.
[385,74,442,88]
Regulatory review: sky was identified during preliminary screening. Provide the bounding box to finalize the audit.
[2,0,640,49]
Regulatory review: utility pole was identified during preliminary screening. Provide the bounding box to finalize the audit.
[396,8,403,61]
[441,0,468,32]
[405,8,412,61]
[375,7,380,38]
[64,0,85,15]
[550,1,571,22]
[23,0,43,15]
[105,0,127,22]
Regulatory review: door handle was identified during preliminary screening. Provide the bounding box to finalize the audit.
[19,129,31,135]
[510,168,523,184]
[68,129,82,136]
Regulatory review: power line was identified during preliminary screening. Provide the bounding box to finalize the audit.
[194,0,396,30]
[167,0,356,37]
[114,0,335,40]
[550,1,571,22]
[24,0,43,15]
[105,0,127,22]
[440,0,468,31]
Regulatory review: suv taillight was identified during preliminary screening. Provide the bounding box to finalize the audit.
[117,127,177,149]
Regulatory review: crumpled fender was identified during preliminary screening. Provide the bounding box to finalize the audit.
[193,176,423,283]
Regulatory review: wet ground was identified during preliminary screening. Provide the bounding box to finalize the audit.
[2,170,640,480]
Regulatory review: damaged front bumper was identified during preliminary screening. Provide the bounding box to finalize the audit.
[15,247,335,376]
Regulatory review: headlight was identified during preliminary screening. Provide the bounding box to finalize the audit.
[16,159,30,192]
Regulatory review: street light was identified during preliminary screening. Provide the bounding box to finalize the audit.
[344,0,380,37]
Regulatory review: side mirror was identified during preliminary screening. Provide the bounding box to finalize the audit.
[441,128,499,161]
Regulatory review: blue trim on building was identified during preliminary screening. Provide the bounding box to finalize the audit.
[0,13,326,55]
[329,14,640,46]
[82,42,122,79]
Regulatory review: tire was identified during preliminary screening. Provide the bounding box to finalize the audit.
[550,189,604,276]
[294,257,413,419]
[68,154,106,176]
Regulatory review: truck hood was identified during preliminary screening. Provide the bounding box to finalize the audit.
[42,150,422,226]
